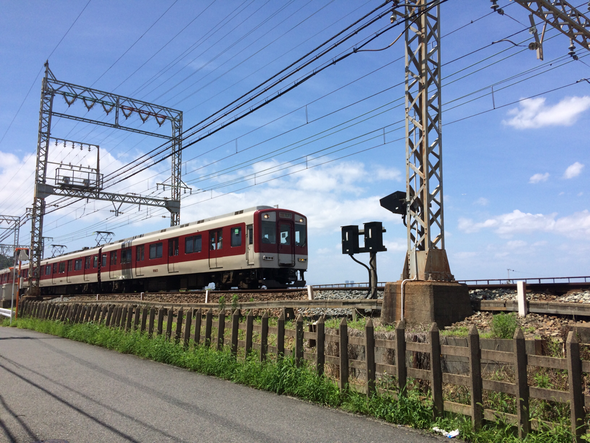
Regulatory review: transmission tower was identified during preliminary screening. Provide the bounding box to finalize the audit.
[0,215,20,267]
[29,62,184,296]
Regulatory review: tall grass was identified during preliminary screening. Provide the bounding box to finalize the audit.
[2,317,575,442]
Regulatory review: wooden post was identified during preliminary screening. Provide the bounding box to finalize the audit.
[245,310,253,356]
[97,305,106,324]
[166,307,174,340]
[468,325,483,431]
[133,305,141,330]
[430,323,443,418]
[231,309,240,357]
[184,309,192,349]
[339,317,349,391]
[295,314,304,367]
[396,319,407,394]
[148,307,156,337]
[514,328,530,438]
[365,318,376,396]
[89,305,98,323]
[217,308,226,351]
[205,309,213,347]
[277,309,285,358]
[105,305,114,327]
[316,316,325,376]
[157,307,165,336]
[120,306,128,329]
[567,331,585,441]
[175,308,184,343]
[260,311,268,362]
[194,308,202,345]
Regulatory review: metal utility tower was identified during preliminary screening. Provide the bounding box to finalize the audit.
[29,62,184,296]
[0,215,21,267]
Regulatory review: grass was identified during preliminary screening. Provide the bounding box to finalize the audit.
[1,316,578,442]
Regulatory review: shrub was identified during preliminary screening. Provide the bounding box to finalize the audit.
[491,313,518,339]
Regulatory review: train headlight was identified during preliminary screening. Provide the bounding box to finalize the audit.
[298,258,307,262]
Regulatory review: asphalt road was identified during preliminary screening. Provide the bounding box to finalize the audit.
[0,326,450,443]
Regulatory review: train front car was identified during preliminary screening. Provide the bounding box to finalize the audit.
[254,207,307,288]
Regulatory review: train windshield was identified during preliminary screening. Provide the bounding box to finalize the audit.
[261,220,276,244]
[295,224,306,247]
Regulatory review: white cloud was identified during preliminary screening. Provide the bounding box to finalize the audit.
[458,209,590,238]
[529,172,549,184]
[503,96,590,129]
[473,197,488,206]
[563,162,584,179]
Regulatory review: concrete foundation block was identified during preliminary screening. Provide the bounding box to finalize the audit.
[381,280,473,328]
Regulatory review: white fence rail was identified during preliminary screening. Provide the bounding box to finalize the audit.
[0,308,13,318]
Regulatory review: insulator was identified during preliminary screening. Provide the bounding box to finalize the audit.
[490,0,504,15]
[569,40,578,60]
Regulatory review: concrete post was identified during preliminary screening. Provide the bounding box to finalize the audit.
[517,281,527,317]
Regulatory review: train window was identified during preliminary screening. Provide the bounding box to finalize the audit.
[136,245,144,262]
[149,242,163,259]
[74,259,82,271]
[248,225,253,245]
[59,262,65,273]
[261,220,276,244]
[93,255,98,268]
[68,260,73,272]
[110,251,117,265]
[279,223,291,245]
[53,263,58,273]
[45,265,51,276]
[185,235,202,254]
[210,230,222,250]
[231,227,242,247]
[121,248,132,264]
[168,238,179,257]
[102,254,107,267]
[85,257,91,269]
[295,224,307,247]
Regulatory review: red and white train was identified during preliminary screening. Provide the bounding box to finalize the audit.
[0,206,308,295]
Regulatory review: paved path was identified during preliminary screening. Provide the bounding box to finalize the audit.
[0,327,448,442]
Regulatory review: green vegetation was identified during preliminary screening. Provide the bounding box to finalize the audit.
[1,317,576,442]
[491,313,519,339]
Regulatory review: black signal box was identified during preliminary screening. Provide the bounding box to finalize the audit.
[380,191,406,215]
[341,225,359,254]
[364,221,386,252]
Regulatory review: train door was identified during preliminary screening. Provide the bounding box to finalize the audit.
[208,229,223,269]
[109,250,117,280]
[66,260,73,283]
[246,224,254,265]
[121,241,133,280]
[278,221,295,266]
[168,238,179,273]
[84,256,91,282]
[135,244,144,277]
[52,263,58,285]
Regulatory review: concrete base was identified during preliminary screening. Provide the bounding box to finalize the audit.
[381,280,473,328]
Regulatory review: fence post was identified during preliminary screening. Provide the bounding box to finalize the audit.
[184,309,192,349]
[339,317,349,391]
[365,318,376,397]
[120,306,128,329]
[231,309,240,357]
[106,305,115,327]
[430,323,443,418]
[217,308,226,351]
[194,308,202,345]
[157,307,165,336]
[567,331,585,442]
[245,310,253,356]
[175,308,184,343]
[396,319,407,394]
[295,314,304,366]
[205,309,213,347]
[260,311,268,362]
[468,325,483,431]
[166,307,174,340]
[147,307,155,336]
[134,305,141,330]
[277,309,285,358]
[514,327,530,438]
[316,315,325,376]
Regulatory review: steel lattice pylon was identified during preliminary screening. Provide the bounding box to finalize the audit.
[398,0,452,281]
[28,63,183,296]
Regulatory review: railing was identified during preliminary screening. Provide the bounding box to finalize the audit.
[0,308,13,318]
[457,276,590,286]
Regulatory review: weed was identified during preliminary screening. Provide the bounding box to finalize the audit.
[491,313,518,339]
[218,296,226,311]
[231,294,239,311]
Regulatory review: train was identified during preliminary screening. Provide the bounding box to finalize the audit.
[0,206,308,295]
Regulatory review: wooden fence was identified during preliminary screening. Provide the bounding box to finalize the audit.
[19,300,590,441]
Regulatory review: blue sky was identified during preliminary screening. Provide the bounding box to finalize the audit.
[0,1,588,285]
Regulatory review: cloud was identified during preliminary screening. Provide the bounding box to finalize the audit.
[529,172,549,184]
[563,162,584,179]
[473,197,488,206]
[458,209,590,238]
[503,96,590,129]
